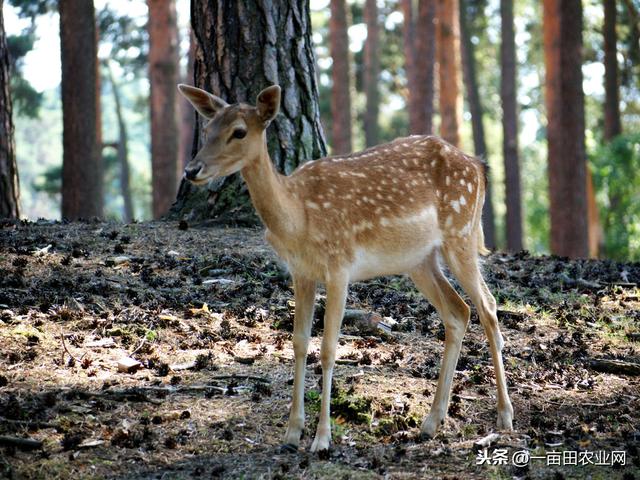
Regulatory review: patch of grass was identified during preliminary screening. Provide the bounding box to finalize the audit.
[304,387,373,425]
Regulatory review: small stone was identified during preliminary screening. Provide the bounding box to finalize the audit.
[117,357,142,373]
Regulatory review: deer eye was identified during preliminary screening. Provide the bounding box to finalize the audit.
[232,129,247,140]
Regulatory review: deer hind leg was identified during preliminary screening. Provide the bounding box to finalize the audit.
[410,251,470,438]
[310,273,348,453]
[283,275,317,449]
[443,245,514,431]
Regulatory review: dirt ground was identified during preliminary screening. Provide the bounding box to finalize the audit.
[0,219,639,480]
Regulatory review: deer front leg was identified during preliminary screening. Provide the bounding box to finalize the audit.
[283,275,317,449]
[310,273,348,453]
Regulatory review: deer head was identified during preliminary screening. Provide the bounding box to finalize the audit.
[177,84,281,184]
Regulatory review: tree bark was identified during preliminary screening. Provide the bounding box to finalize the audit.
[604,0,621,140]
[178,29,196,171]
[363,0,380,147]
[401,0,417,131]
[106,62,134,223]
[59,0,102,220]
[543,0,589,258]
[437,0,462,146]
[148,0,179,219]
[500,0,523,252]
[413,0,437,135]
[329,0,352,154]
[0,0,19,219]
[170,1,328,223]
[459,0,495,249]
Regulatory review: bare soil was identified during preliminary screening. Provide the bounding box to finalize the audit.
[0,219,639,479]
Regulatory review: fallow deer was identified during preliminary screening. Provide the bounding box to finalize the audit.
[178,84,514,453]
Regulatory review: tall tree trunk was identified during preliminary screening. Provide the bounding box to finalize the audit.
[106,62,134,223]
[329,0,352,154]
[170,1,327,223]
[604,0,622,139]
[363,0,380,147]
[178,29,196,171]
[148,0,179,219]
[402,0,417,131]
[598,0,621,257]
[413,0,437,135]
[543,0,589,258]
[404,0,436,135]
[459,0,495,249]
[59,0,102,220]
[437,0,462,146]
[0,0,19,219]
[500,0,523,252]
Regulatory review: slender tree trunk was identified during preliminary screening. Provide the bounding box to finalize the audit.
[147,0,179,219]
[363,0,380,147]
[604,0,622,140]
[106,62,134,223]
[170,1,327,223]
[543,0,589,258]
[500,0,523,252]
[329,0,352,154]
[59,0,102,220]
[0,0,19,219]
[402,0,418,132]
[437,0,462,146]
[178,29,196,171]
[414,0,437,135]
[459,0,495,249]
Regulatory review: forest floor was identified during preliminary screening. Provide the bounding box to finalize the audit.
[0,220,639,480]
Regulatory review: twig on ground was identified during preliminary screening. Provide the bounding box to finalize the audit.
[60,333,81,365]
[0,435,43,451]
[473,433,500,452]
[129,337,146,357]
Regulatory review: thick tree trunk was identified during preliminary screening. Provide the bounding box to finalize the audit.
[0,0,19,219]
[413,0,436,135]
[404,0,436,135]
[363,0,380,147]
[170,1,327,223]
[106,62,134,223]
[178,29,196,171]
[500,0,523,252]
[437,0,462,146]
[543,0,589,258]
[459,0,495,249]
[604,0,621,140]
[148,0,179,219]
[329,0,352,154]
[59,0,102,220]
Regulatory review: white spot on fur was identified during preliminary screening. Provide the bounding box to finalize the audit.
[467,183,474,193]
[445,215,453,228]
[323,202,332,208]
[459,196,467,206]
[306,201,320,210]
[451,200,460,213]
[445,176,450,186]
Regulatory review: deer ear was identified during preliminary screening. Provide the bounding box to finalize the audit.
[256,85,281,125]
[178,84,228,119]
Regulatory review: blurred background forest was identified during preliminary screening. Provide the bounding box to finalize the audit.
[1,0,639,260]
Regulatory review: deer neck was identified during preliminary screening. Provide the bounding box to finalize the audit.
[240,138,300,238]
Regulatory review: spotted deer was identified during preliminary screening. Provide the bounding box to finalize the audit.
[178,84,514,453]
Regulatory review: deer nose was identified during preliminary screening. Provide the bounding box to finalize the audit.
[184,165,202,181]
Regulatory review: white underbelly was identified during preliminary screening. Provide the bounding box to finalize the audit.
[348,240,440,281]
